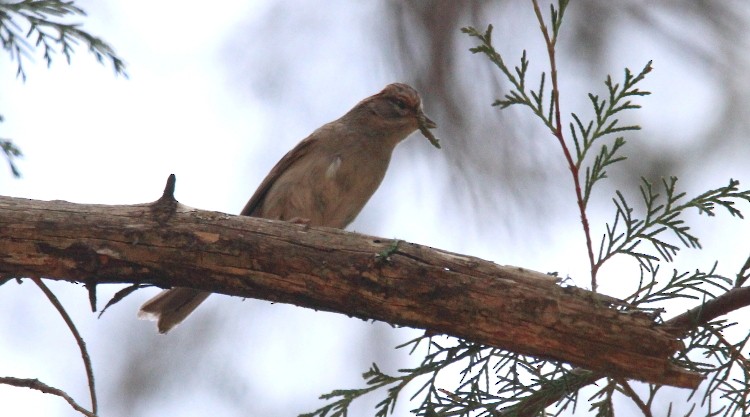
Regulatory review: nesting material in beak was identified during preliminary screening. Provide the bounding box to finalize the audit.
[418,113,440,149]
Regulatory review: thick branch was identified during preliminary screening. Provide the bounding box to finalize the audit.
[500,286,750,416]
[0,189,700,388]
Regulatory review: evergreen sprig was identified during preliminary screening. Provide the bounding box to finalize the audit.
[0,115,22,178]
[587,379,616,417]
[673,320,750,416]
[0,0,127,178]
[0,0,127,81]
[598,177,750,271]
[302,340,487,417]
[626,263,732,306]
[461,25,555,133]
[304,336,586,417]
[573,62,651,206]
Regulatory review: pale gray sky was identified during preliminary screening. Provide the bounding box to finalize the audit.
[1,1,749,416]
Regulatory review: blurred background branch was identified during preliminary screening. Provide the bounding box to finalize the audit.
[2,1,750,416]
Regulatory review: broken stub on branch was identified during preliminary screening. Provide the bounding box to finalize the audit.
[0,175,702,388]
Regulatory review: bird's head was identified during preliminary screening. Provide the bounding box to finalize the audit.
[350,83,440,148]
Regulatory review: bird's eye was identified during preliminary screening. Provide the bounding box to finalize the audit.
[393,98,407,110]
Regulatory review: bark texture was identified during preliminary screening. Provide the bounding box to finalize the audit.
[0,178,701,388]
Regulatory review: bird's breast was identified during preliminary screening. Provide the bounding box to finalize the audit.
[259,143,393,229]
[315,151,390,227]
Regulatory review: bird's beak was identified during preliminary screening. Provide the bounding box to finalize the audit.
[420,114,437,129]
[417,112,440,149]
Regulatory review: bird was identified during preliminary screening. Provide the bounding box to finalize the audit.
[138,82,439,333]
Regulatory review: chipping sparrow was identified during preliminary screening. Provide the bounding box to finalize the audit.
[138,83,438,333]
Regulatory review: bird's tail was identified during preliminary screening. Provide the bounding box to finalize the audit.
[138,288,210,333]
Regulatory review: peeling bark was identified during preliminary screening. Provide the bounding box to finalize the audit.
[0,177,701,388]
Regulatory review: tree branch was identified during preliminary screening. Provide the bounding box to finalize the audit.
[0,178,702,388]
[617,379,654,417]
[663,286,750,337]
[499,285,750,416]
[0,377,96,417]
[31,277,97,415]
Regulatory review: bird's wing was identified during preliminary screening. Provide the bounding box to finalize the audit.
[240,134,317,217]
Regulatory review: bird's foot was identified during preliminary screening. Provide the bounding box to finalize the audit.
[288,217,311,230]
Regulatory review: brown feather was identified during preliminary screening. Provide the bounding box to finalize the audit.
[138,83,438,333]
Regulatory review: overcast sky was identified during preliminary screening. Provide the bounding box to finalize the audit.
[2,1,749,416]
